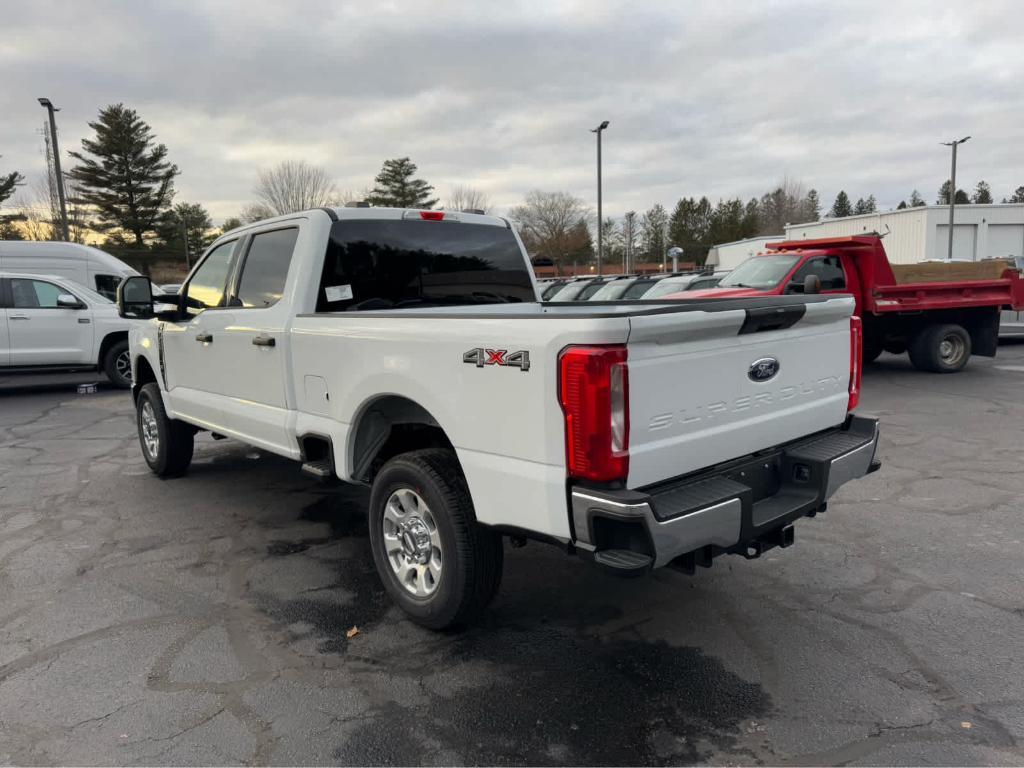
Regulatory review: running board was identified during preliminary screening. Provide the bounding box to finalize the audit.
[301,460,335,481]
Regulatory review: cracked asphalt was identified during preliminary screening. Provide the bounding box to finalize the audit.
[1,344,1023,766]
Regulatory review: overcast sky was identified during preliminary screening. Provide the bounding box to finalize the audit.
[2,0,1022,225]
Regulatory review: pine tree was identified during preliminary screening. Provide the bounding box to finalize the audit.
[897,201,907,210]
[366,157,438,209]
[639,203,668,263]
[853,198,868,215]
[1008,186,1024,204]
[156,202,215,259]
[909,190,926,207]
[0,156,25,207]
[741,198,760,237]
[972,180,993,204]
[829,191,853,218]
[802,189,821,222]
[221,217,243,234]
[68,104,178,247]
[937,181,969,205]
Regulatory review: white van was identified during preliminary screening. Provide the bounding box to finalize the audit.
[0,241,140,300]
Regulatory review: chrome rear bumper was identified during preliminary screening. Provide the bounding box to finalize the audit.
[571,415,880,572]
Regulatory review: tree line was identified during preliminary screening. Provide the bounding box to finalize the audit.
[0,103,467,258]
[3,102,1024,268]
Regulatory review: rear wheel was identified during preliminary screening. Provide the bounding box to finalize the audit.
[368,449,503,629]
[103,339,132,389]
[908,324,971,373]
[136,383,194,477]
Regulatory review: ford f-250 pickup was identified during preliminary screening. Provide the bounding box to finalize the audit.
[117,206,881,628]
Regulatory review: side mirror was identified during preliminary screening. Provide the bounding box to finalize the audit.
[117,275,154,319]
[56,293,84,309]
[803,274,822,295]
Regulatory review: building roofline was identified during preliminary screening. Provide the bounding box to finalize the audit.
[788,202,1024,229]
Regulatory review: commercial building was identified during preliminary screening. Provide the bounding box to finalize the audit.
[706,235,784,270]
[783,204,1024,264]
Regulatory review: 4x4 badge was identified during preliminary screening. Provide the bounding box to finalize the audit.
[463,348,530,372]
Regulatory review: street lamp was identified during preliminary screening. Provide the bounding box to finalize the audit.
[38,98,70,241]
[940,135,970,261]
[591,120,609,274]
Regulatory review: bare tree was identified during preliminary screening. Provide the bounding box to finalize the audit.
[13,193,53,241]
[240,202,275,223]
[252,160,337,217]
[445,184,491,213]
[508,191,592,265]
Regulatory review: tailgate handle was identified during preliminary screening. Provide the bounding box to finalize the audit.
[739,305,806,335]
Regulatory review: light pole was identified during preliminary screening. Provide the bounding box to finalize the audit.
[38,98,69,241]
[591,120,609,274]
[941,135,970,261]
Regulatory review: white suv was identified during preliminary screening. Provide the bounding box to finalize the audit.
[1,272,135,387]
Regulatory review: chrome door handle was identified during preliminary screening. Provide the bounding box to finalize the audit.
[252,334,276,347]
[195,332,213,343]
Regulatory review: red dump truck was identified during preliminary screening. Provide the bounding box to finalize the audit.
[667,235,1024,373]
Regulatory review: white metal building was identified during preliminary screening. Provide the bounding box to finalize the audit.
[783,204,1024,265]
[706,235,785,270]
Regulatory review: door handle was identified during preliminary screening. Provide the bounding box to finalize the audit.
[252,334,276,348]
[78,318,91,324]
[9,315,28,320]
[195,332,213,343]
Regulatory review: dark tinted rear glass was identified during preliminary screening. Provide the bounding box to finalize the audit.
[318,220,536,311]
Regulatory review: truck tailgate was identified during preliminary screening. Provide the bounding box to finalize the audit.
[626,297,855,488]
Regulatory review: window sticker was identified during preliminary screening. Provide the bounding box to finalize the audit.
[324,284,353,302]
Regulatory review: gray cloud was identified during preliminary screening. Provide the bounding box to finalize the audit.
[2,0,1022,224]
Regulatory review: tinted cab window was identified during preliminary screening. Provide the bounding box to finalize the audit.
[318,220,535,311]
[94,274,122,300]
[235,228,298,308]
[184,240,237,316]
[791,256,846,291]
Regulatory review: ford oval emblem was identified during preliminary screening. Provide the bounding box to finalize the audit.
[748,357,780,382]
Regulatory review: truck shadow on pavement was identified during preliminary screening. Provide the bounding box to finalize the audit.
[242,470,771,766]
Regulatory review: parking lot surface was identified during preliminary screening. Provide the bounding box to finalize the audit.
[1,347,1023,766]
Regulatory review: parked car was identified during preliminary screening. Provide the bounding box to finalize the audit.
[0,241,140,300]
[1,271,134,387]
[665,235,1024,372]
[538,278,571,300]
[160,283,182,295]
[547,277,610,301]
[637,271,730,299]
[586,275,644,301]
[118,206,880,629]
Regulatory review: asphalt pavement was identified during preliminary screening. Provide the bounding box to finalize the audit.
[1,345,1023,766]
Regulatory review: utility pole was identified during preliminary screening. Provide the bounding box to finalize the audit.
[623,211,636,274]
[941,136,970,261]
[37,98,69,241]
[591,121,609,274]
[181,212,191,269]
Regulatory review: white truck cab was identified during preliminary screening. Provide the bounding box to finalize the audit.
[0,271,134,386]
[119,206,880,629]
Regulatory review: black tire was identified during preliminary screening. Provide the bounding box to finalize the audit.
[908,324,971,373]
[863,337,884,364]
[136,382,194,477]
[368,449,503,630]
[103,339,133,389]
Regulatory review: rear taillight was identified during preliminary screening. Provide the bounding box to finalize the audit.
[848,315,862,412]
[558,345,629,483]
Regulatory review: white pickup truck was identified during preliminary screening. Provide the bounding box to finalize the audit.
[118,206,880,628]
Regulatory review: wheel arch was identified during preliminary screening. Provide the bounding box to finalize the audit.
[97,331,129,367]
[349,394,456,483]
[132,354,158,403]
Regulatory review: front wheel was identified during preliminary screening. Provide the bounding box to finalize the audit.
[908,324,971,373]
[368,449,503,629]
[136,383,194,477]
[103,339,133,389]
